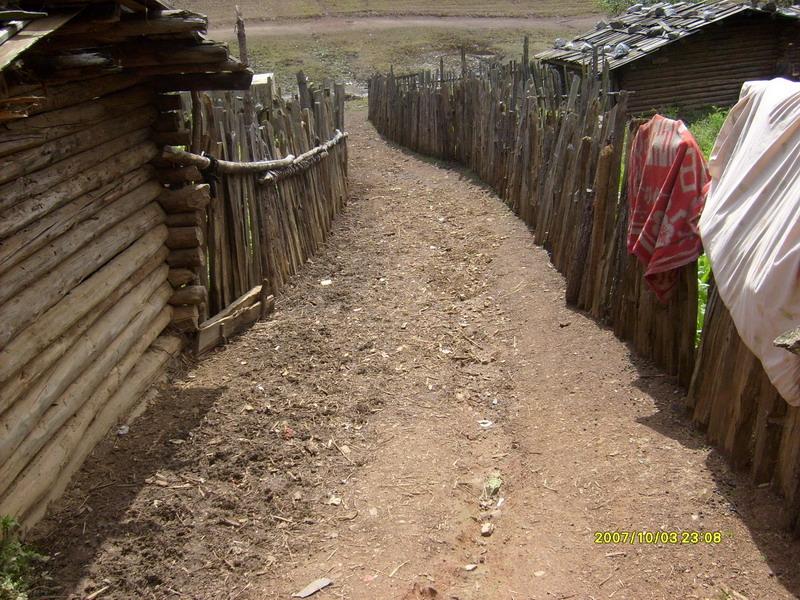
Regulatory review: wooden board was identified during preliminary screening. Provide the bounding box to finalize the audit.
[0,13,77,72]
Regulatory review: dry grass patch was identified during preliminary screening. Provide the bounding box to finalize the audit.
[174,0,596,26]
[238,27,569,94]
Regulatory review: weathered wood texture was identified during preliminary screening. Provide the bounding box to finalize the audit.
[0,72,176,528]
[180,76,348,349]
[0,0,254,530]
[369,58,800,532]
[687,282,800,531]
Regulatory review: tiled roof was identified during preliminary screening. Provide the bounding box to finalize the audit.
[535,0,800,70]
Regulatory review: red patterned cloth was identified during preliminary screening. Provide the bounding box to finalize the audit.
[627,115,709,302]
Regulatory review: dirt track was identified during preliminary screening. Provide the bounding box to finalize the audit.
[208,15,600,40]
[32,108,800,599]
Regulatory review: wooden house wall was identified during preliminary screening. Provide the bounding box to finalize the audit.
[0,73,183,527]
[778,22,800,79]
[618,14,798,113]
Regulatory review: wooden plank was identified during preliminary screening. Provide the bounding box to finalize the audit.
[195,285,261,353]
[0,13,77,71]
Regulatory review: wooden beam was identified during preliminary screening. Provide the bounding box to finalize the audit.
[134,59,247,78]
[0,228,168,386]
[0,13,78,71]
[167,247,205,268]
[0,205,165,350]
[2,72,142,118]
[172,304,199,332]
[155,69,253,92]
[0,106,156,186]
[0,167,154,276]
[169,285,206,306]
[195,285,263,354]
[0,11,49,20]
[17,334,182,529]
[158,184,210,213]
[162,145,295,173]
[0,85,154,158]
[166,225,204,249]
[168,268,198,287]
[51,9,207,42]
[114,41,228,69]
[0,180,161,305]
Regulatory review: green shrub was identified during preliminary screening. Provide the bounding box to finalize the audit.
[684,107,727,345]
[686,107,728,160]
[0,517,46,600]
[696,253,712,346]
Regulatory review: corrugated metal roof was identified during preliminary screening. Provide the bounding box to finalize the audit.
[535,0,800,70]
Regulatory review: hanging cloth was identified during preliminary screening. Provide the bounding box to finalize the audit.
[699,78,800,406]
[627,115,709,302]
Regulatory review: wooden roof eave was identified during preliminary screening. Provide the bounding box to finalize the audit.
[0,12,78,72]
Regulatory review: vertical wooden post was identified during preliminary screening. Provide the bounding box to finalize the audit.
[190,91,203,154]
[235,5,255,130]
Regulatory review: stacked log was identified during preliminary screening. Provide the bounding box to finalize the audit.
[0,9,251,122]
[0,71,180,526]
[0,0,253,526]
[152,93,210,331]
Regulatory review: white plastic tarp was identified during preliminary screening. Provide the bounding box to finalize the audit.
[699,78,800,405]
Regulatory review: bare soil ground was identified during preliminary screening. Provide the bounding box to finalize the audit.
[31,108,800,600]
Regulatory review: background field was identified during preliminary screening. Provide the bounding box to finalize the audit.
[238,26,572,95]
[174,0,597,26]
[170,1,599,93]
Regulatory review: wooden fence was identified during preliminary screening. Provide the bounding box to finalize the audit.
[369,62,696,384]
[688,282,800,529]
[160,75,348,353]
[368,61,800,530]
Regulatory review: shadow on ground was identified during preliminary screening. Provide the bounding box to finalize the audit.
[29,376,224,599]
[630,353,800,598]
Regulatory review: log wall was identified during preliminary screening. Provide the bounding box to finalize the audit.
[617,14,799,114]
[0,74,184,526]
[0,63,348,527]
[368,60,800,531]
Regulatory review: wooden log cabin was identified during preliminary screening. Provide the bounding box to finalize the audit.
[536,0,800,114]
[0,0,251,526]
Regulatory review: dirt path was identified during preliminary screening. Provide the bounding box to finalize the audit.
[32,108,800,600]
[208,15,599,40]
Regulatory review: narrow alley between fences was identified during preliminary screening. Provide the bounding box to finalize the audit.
[32,107,800,600]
